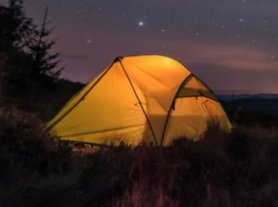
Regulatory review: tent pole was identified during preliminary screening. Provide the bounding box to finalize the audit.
[119,59,158,146]
[160,74,193,145]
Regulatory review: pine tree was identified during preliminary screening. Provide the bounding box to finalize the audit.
[28,6,62,85]
[0,0,33,99]
[0,0,62,102]
[0,0,33,52]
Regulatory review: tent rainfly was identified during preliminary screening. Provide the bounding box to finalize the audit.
[46,55,231,146]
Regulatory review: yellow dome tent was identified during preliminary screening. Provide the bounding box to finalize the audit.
[46,55,231,146]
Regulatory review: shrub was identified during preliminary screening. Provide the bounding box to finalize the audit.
[0,107,72,176]
[1,107,278,207]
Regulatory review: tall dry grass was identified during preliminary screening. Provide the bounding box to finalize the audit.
[0,107,278,207]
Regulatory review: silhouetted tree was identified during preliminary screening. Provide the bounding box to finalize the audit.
[0,0,33,52]
[28,6,62,85]
[0,0,61,102]
[0,0,32,98]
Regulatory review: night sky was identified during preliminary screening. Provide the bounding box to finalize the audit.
[3,0,278,94]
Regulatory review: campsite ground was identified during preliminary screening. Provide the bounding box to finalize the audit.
[0,93,278,207]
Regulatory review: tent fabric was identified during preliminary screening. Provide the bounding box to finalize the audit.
[46,55,231,146]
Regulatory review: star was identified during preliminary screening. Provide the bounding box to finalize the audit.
[137,20,145,27]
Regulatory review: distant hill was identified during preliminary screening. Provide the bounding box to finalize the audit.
[54,79,85,99]
[218,94,278,113]
[219,94,278,101]
[44,79,85,119]
[217,94,278,126]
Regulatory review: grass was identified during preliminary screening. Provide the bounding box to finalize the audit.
[0,107,278,207]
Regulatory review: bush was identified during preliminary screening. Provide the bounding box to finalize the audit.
[1,107,278,206]
[0,107,72,176]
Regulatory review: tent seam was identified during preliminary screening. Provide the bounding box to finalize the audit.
[119,59,158,145]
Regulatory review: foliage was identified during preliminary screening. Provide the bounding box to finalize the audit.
[0,0,61,101]
[0,107,72,175]
[0,106,278,207]
[0,0,33,51]
[27,6,62,84]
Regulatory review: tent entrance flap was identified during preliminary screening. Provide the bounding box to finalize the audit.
[176,76,217,101]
